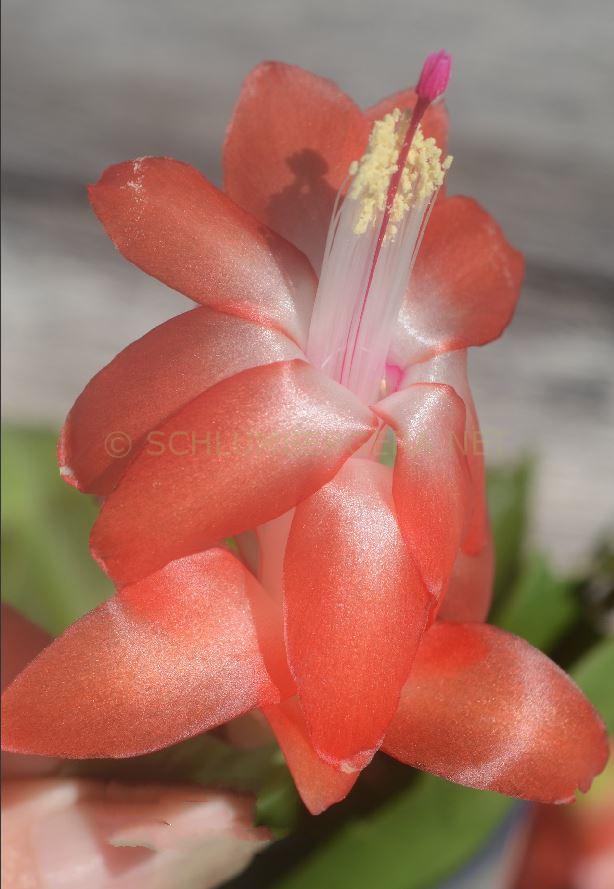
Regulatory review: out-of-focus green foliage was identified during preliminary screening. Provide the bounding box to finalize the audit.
[487,459,532,606]
[495,552,579,649]
[572,638,614,733]
[256,754,303,838]
[271,777,512,889]
[62,731,287,793]
[2,428,612,889]
[378,429,397,468]
[1,426,112,633]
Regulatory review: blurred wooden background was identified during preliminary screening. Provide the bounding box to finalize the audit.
[2,0,613,569]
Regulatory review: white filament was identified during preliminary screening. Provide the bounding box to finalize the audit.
[307,184,437,405]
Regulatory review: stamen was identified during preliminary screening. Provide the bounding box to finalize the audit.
[307,51,452,405]
[349,112,451,239]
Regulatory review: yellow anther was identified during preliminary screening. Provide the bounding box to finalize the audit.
[348,108,452,238]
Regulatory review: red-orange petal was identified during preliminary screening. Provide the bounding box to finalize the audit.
[2,550,284,758]
[284,458,431,771]
[1,606,60,778]
[1,605,51,691]
[394,357,494,621]
[264,699,358,815]
[223,62,370,273]
[366,89,449,150]
[404,350,488,555]
[59,308,304,495]
[383,623,609,803]
[437,533,495,623]
[89,157,316,347]
[91,360,376,586]
[390,196,524,367]
[373,382,471,599]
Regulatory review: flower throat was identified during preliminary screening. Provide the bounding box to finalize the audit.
[306,50,452,404]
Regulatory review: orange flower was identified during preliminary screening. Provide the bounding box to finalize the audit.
[2,54,607,815]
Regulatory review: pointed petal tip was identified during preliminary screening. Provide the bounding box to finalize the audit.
[333,747,377,775]
[308,733,379,774]
[58,463,80,489]
[57,426,80,490]
[264,701,359,815]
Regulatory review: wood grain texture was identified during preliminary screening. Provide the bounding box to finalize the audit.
[2,0,613,568]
